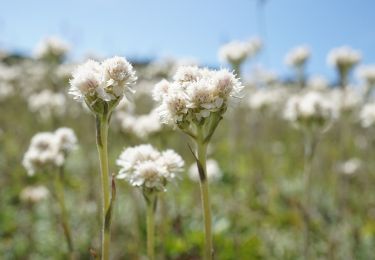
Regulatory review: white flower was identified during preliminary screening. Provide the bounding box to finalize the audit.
[329,88,362,114]
[20,185,49,203]
[307,75,328,90]
[22,132,64,176]
[248,87,288,111]
[284,90,337,128]
[360,103,375,127]
[22,128,78,176]
[101,56,137,100]
[54,127,77,153]
[28,90,66,120]
[34,36,70,60]
[154,66,243,126]
[218,38,262,65]
[69,57,137,105]
[188,159,222,182]
[152,79,171,102]
[357,65,375,86]
[116,144,184,192]
[327,46,361,69]
[285,45,310,68]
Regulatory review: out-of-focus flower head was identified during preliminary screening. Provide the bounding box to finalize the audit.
[357,65,375,86]
[22,128,78,176]
[336,158,362,176]
[284,90,337,129]
[20,185,49,204]
[285,45,311,68]
[360,103,375,128]
[307,75,329,91]
[116,144,184,193]
[218,37,262,66]
[28,90,66,120]
[34,36,70,63]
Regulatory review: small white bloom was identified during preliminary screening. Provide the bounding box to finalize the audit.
[357,65,375,86]
[327,46,361,69]
[22,128,78,176]
[34,36,70,60]
[284,90,337,128]
[285,45,310,68]
[28,90,66,120]
[360,103,375,128]
[116,144,184,192]
[54,127,78,153]
[69,57,137,105]
[20,185,49,203]
[307,75,328,90]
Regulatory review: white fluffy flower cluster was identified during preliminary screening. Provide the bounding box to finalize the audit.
[329,88,362,114]
[327,46,361,70]
[116,144,184,192]
[360,103,375,128]
[357,65,375,86]
[28,90,66,120]
[115,109,162,139]
[285,46,311,68]
[307,75,328,90]
[188,159,222,183]
[22,128,77,176]
[20,185,49,203]
[284,91,337,128]
[218,38,262,65]
[34,36,70,61]
[69,56,137,109]
[248,88,288,111]
[153,66,243,126]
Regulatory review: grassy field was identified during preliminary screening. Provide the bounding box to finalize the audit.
[0,45,375,260]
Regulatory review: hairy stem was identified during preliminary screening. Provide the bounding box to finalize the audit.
[146,194,157,260]
[96,113,111,260]
[197,128,213,260]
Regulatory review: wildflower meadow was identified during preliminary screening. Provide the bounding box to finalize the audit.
[1,1,375,259]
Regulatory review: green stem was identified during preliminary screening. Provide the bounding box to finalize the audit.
[146,194,157,260]
[96,113,111,260]
[197,129,213,260]
[302,131,317,260]
[54,166,74,256]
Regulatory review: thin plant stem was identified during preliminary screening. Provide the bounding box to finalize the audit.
[302,130,318,260]
[54,166,74,258]
[196,128,213,260]
[96,113,111,260]
[146,194,157,260]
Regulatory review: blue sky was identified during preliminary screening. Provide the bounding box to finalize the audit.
[1,0,374,81]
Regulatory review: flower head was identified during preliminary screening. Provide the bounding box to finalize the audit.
[34,36,70,62]
[154,66,243,129]
[360,103,375,128]
[20,185,49,204]
[327,46,361,72]
[116,144,184,192]
[357,65,375,86]
[22,128,78,176]
[218,38,262,65]
[284,90,337,129]
[285,45,310,68]
[69,57,137,114]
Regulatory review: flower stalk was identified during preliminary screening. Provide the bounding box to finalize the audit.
[302,130,318,260]
[196,127,213,260]
[54,166,74,257]
[145,193,157,260]
[96,110,112,260]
